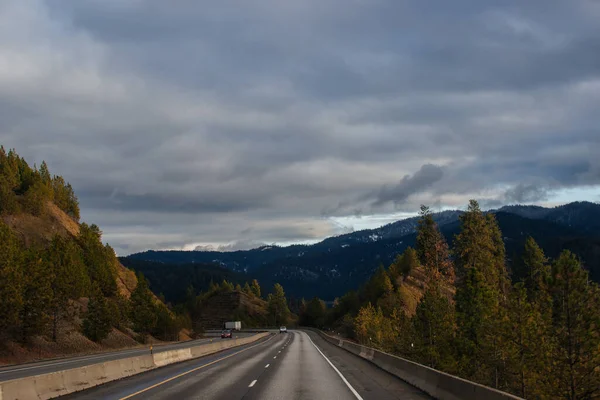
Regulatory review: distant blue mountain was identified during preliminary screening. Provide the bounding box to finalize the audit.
[124,201,600,301]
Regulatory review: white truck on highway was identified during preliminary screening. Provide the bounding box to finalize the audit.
[224,321,241,331]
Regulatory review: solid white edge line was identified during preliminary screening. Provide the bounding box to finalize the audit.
[249,380,257,387]
[305,333,364,400]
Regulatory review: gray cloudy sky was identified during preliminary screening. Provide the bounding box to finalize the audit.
[1,0,600,254]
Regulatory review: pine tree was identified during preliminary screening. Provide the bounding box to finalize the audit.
[500,283,551,398]
[516,237,550,301]
[398,247,420,280]
[412,284,456,372]
[416,205,454,282]
[548,251,600,400]
[220,280,234,292]
[0,175,19,215]
[19,248,54,341]
[47,236,90,340]
[83,284,112,342]
[0,220,23,336]
[130,273,157,341]
[300,297,327,327]
[250,279,261,298]
[235,283,242,292]
[267,283,290,326]
[243,282,252,296]
[153,303,179,341]
[362,265,391,305]
[78,223,117,297]
[454,201,508,387]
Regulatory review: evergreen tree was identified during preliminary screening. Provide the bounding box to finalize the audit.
[46,236,89,340]
[152,303,179,341]
[0,220,23,336]
[108,294,130,331]
[500,283,551,398]
[267,283,290,326]
[300,297,327,327]
[250,279,262,298]
[243,282,252,296]
[130,273,157,341]
[220,279,234,292]
[416,205,454,283]
[548,251,600,399]
[362,265,391,305]
[23,179,50,216]
[398,247,420,280]
[235,283,242,292]
[453,200,509,387]
[413,284,456,372]
[19,248,54,341]
[0,175,19,215]
[516,237,550,301]
[78,223,117,297]
[83,284,112,342]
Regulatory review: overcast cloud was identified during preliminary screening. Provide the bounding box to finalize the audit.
[1,0,599,254]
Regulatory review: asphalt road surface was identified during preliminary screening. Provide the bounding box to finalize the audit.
[62,330,430,400]
[0,333,253,382]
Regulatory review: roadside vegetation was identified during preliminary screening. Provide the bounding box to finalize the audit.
[0,148,182,348]
[299,202,600,399]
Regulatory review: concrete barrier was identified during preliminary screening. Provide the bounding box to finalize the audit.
[153,348,193,367]
[0,332,270,400]
[313,330,523,400]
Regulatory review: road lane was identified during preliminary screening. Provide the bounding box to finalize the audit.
[245,330,360,400]
[302,330,431,400]
[62,333,285,400]
[0,332,253,382]
[62,330,431,400]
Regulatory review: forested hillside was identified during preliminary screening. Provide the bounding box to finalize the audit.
[127,202,600,301]
[0,147,183,363]
[300,202,600,399]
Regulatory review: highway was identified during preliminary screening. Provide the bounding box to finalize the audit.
[0,333,252,382]
[62,330,430,400]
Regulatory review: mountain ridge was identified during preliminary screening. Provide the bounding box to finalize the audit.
[125,201,600,301]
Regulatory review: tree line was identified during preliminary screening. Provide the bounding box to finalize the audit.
[0,217,182,344]
[299,201,600,400]
[0,147,79,219]
[175,278,292,332]
[0,149,182,344]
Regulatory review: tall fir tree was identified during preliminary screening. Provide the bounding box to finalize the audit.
[78,223,117,297]
[416,205,454,283]
[454,200,508,388]
[242,282,252,296]
[548,251,600,399]
[250,279,262,298]
[267,283,290,326]
[499,282,551,398]
[46,236,90,340]
[517,237,551,301]
[19,248,54,341]
[0,220,23,336]
[83,284,112,342]
[130,273,157,341]
[413,283,457,372]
